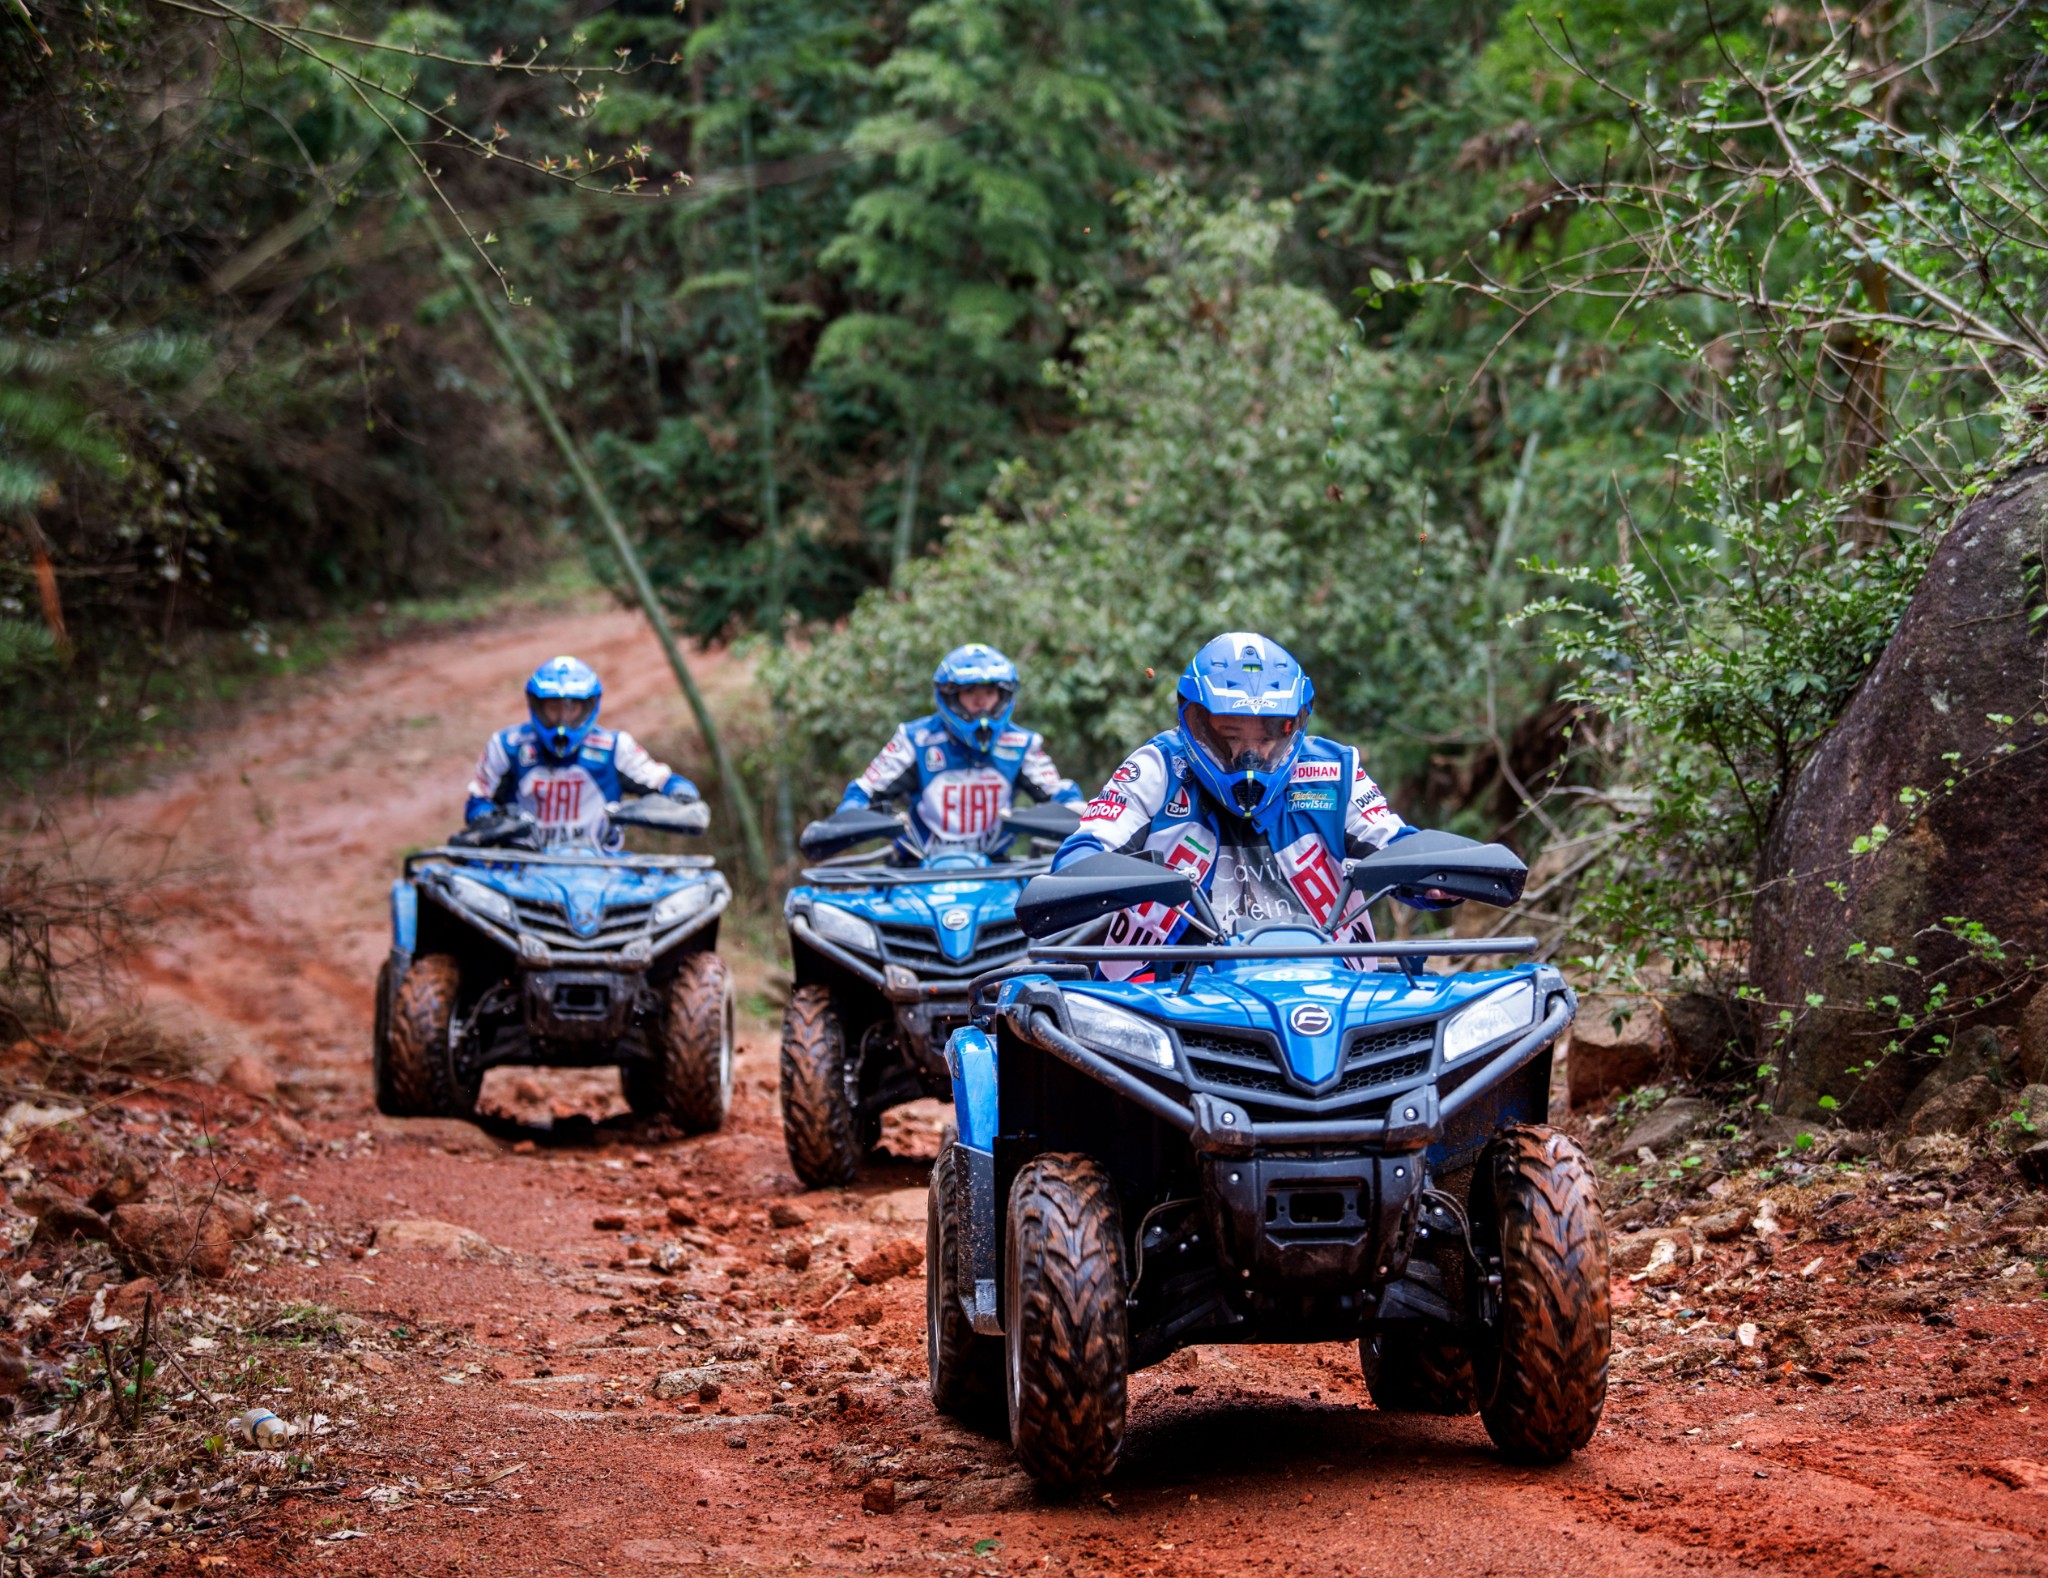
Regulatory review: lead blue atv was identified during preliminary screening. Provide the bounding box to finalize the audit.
[777,802,1081,1188]
[373,796,734,1131]
[925,830,1606,1487]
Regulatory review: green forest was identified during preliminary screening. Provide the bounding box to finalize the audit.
[7,0,2048,1114]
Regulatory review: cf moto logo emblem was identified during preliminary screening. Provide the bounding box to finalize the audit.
[1289,1004,1333,1035]
[941,907,971,932]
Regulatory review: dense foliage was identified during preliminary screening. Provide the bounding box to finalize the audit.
[769,184,1475,799]
[8,0,2048,1069]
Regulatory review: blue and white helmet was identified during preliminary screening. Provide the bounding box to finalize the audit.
[932,643,1019,754]
[1176,632,1314,822]
[526,655,603,759]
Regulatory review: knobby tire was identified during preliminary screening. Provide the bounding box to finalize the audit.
[629,951,734,1133]
[384,953,475,1119]
[1478,1124,1610,1462]
[1005,1152,1128,1490]
[927,1143,1004,1427]
[780,985,860,1188]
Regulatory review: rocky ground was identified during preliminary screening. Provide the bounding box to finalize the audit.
[1,602,2044,1576]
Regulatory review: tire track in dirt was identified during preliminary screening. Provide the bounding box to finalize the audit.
[70,598,2048,1576]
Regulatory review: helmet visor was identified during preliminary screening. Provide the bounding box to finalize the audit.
[938,682,1015,721]
[1185,704,1300,775]
[532,696,597,732]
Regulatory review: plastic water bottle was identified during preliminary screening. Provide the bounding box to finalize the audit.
[234,1408,290,1447]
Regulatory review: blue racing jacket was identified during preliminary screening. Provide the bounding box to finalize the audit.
[465,723,695,849]
[840,713,1082,856]
[1053,728,1423,978]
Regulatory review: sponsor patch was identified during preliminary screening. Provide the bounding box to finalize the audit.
[1082,792,1128,820]
[1112,763,1142,784]
[1287,787,1337,811]
[1289,1003,1333,1035]
[925,745,947,772]
[1290,761,1342,783]
[1164,786,1191,819]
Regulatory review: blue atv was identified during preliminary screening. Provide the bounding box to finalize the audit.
[778,802,1082,1188]
[925,830,1606,1486]
[373,797,734,1131]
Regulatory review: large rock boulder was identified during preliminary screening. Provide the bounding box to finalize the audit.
[1566,995,1669,1107]
[1752,466,2048,1122]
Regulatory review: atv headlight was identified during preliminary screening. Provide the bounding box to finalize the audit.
[1441,979,1536,1062]
[809,903,879,954]
[447,875,515,928]
[651,884,712,929]
[1064,994,1176,1071]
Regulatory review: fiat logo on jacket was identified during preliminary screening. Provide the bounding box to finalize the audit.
[1289,1003,1333,1035]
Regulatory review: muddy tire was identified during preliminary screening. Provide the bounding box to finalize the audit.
[779,985,860,1188]
[1360,1323,1480,1415]
[384,954,477,1119]
[625,952,734,1133]
[927,1144,1004,1427]
[1004,1153,1127,1489]
[372,958,421,1117]
[1476,1125,1610,1462]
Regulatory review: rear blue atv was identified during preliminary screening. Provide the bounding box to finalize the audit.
[373,797,734,1131]
[926,830,1607,1486]
[778,803,1080,1188]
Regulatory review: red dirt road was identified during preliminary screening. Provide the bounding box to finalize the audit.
[86,602,2048,1576]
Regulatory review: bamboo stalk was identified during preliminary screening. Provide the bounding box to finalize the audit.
[892,424,929,582]
[740,112,795,861]
[421,207,771,888]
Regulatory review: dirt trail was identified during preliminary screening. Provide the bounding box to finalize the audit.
[75,603,2048,1576]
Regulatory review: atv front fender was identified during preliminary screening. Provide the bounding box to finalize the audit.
[390,878,418,953]
[943,1027,1003,1335]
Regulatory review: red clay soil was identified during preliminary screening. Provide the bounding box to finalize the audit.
[75,604,2048,1576]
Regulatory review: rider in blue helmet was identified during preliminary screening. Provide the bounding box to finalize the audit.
[1053,632,1449,974]
[838,643,1082,857]
[464,656,699,849]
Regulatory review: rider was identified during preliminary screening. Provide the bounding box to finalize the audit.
[464,656,699,849]
[1053,632,1449,972]
[838,644,1083,858]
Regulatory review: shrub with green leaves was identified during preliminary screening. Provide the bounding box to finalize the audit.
[765,182,1478,809]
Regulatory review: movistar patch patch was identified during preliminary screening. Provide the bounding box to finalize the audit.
[1287,787,1337,811]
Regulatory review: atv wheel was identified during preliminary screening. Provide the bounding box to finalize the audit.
[779,985,861,1188]
[927,1144,1004,1427]
[1360,1323,1479,1414]
[1004,1153,1127,1489]
[625,952,734,1133]
[372,958,421,1117]
[384,954,478,1119]
[1476,1125,1609,1462]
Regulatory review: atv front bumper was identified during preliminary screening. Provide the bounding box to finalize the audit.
[1005,988,1572,1159]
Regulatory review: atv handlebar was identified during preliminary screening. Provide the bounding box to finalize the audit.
[1026,937,1540,964]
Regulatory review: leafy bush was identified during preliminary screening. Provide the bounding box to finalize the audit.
[766,183,1479,807]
